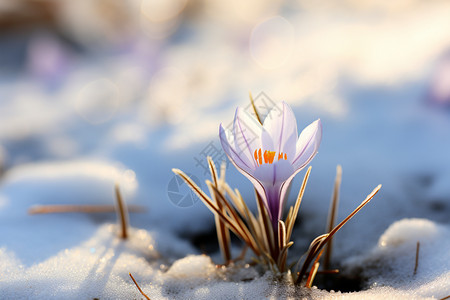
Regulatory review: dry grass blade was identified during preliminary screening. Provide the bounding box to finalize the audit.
[414,241,420,276]
[295,234,328,284]
[222,184,248,219]
[207,181,259,255]
[296,184,381,284]
[207,156,219,187]
[323,165,342,269]
[211,190,232,263]
[219,161,227,185]
[172,169,249,248]
[277,220,287,271]
[233,245,249,262]
[285,167,311,242]
[115,183,128,239]
[278,220,287,251]
[129,273,151,300]
[239,196,267,259]
[305,262,320,288]
[306,248,326,287]
[173,168,262,257]
[208,157,231,263]
[226,186,260,238]
[28,204,146,215]
[249,92,263,125]
[317,269,339,274]
[326,184,381,239]
[277,241,293,272]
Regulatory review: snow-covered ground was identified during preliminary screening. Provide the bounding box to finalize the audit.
[0,0,449,299]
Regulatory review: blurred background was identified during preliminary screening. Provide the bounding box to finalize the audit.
[1,0,450,260]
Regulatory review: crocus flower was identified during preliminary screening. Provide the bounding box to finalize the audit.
[219,102,322,231]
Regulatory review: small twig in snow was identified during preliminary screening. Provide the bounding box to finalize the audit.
[323,165,342,270]
[28,204,146,215]
[249,92,263,125]
[115,183,129,240]
[414,241,420,276]
[129,273,151,300]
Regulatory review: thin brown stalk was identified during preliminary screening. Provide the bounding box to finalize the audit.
[219,161,227,188]
[173,169,250,248]
[232,245,249,263]
[277,220,287,271]
[306,248,326,287]
[295,234,327,284]
[326,185,381,241]
[208,181,259,254]
[317,269,339,274]
[115,183,128,239]
[296,184,381,284]
[238,189,263,240]
[439,295,450,300]
[304,269,339,276]
[285,206,294,230]
[277,241,293,272]
[222,184,247,219]
[174,169,261,257]
[211,191,232,263]
[240,196,268,259]
[28,205,146,215]
[208,157,231,263]
[305,262,320,288]
[249,92,263,125]
[226,186,261,237]
[414,241,420,276]
[323,165,342,270]
[129,273,151,300]
[285,167,312,242]
[208,157,219,187]
[278,220,287,251]
[228,187,258,234]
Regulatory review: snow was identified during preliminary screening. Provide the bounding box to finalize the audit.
[1,0,450,299]
[344,219,450,299]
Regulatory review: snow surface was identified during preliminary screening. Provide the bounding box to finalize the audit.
[1,0,450,299]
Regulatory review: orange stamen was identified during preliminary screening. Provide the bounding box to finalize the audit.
[254,148,287,165]
[268,151,275,163]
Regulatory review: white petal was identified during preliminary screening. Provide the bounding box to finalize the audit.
[292,119,322,170]
[233,108,263,169]
[220,124,267,204]
[252,160,294,186]
[219,124,254,172]
[262,102,298,160]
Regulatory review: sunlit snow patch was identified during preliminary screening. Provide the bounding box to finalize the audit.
[344,218,450,299]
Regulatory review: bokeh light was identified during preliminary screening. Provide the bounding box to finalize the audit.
[75,78,120,124]
[250,16,295,69]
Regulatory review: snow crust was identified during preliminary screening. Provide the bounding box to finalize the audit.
[344,219,450,299]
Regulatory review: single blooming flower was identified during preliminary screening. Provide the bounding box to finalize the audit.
[219,102,322,231]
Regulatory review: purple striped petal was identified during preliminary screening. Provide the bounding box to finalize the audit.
[219,123,267,207]
[262,102,298,160]
[292,119,322,170]
[233,108,263,170]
